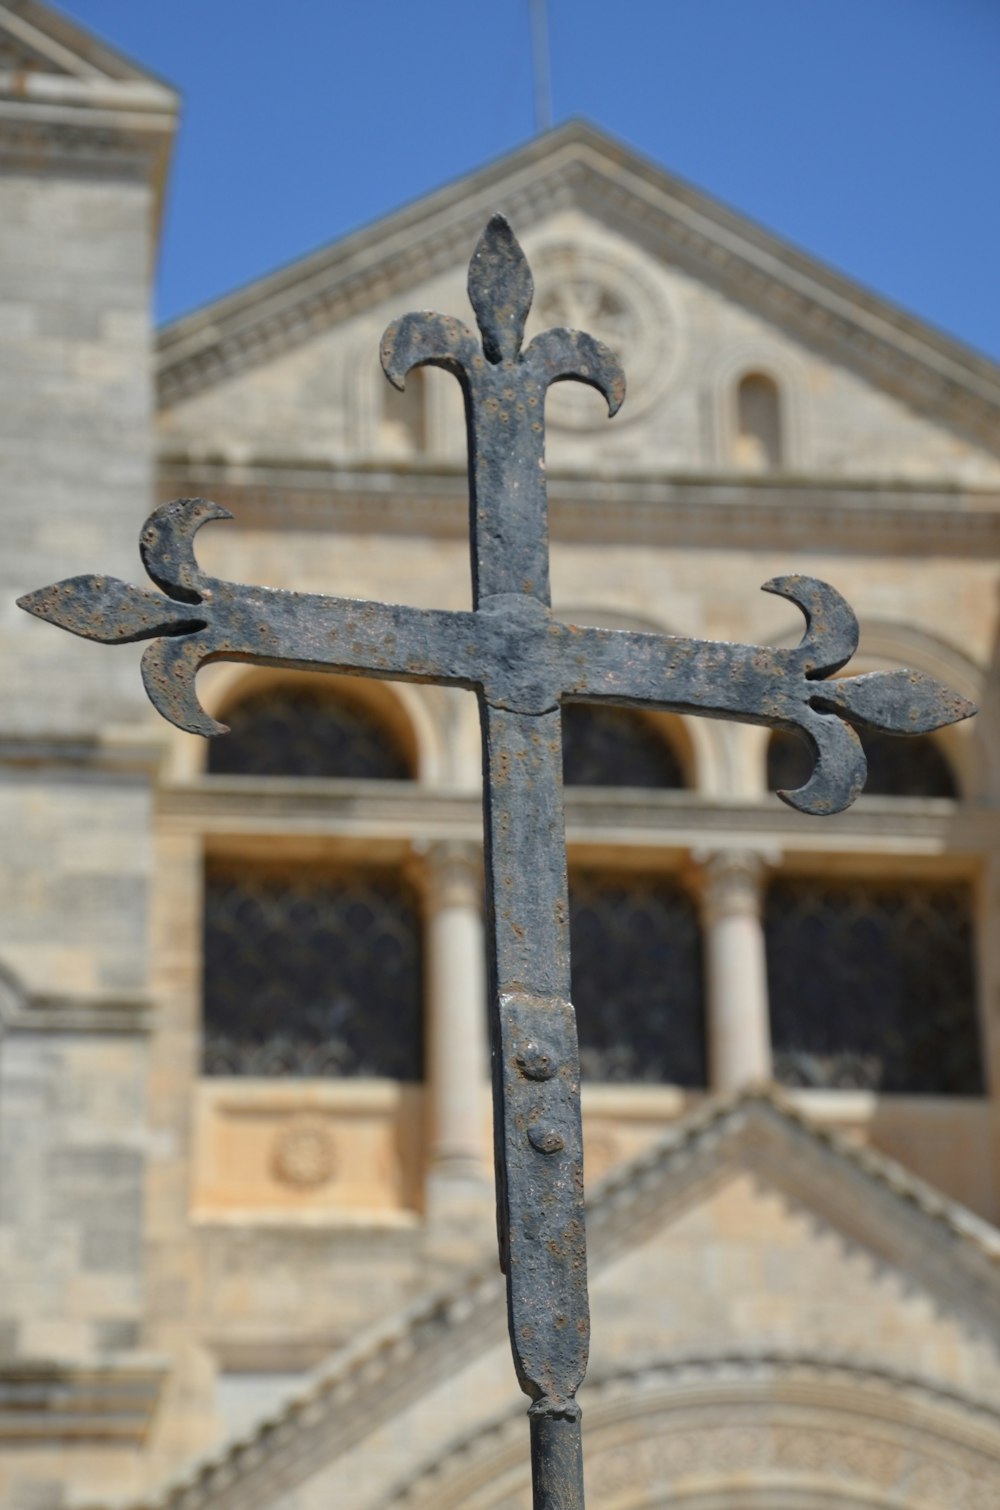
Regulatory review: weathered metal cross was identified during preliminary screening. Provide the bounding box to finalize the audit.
[20,216,974,1509]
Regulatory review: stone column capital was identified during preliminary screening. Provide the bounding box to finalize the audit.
[419,840,483,912]
[693,847,780,924]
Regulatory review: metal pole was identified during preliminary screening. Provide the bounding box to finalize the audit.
[530,0,553,133]
[530,1407,585,1510]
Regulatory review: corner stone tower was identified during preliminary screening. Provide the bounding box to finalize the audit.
[0,4,178,1499]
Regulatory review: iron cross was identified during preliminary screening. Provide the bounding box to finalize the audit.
[19,216,975,1510]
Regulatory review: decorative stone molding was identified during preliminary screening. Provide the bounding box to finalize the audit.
[0,1357,166,1443]
[527,242,680,428]
[694,846,774,927]
[154,126,1000,449]
[154,458,1000,556]
[0,7,178,214]
[271,1116,338,1189]
[111,1091,1000,1510]
[158,779,985,857]
[389,1355,1000,1509]
[421,838,483,913]
[0,731,168,776]
[0,964,151,1036]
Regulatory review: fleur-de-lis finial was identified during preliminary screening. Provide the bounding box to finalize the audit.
[467,213,535,362]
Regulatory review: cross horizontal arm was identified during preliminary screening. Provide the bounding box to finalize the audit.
[18,497,483,737]
[558,576,976,816]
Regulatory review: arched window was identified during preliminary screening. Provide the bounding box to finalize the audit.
[570,871,706,1085]
[207,682,413,779]
[202,861,423,1080]
[765,877,982,1094]
[562,703,686,788]
[202,682,421,1087]
[733,371,782,471]
[767,727,957,799]
[563,709,698,1085]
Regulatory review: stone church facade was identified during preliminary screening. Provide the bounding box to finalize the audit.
[2,3,1000,1506]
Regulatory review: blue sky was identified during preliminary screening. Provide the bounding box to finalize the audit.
[59,1,1000,360]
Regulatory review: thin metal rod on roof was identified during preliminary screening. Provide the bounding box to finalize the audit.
[530,0,553,132]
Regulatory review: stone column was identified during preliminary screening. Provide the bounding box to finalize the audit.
[697,848,774,1093]
[423,840,491,1227]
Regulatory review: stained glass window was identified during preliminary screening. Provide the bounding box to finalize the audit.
[207,684,412,779]
[765,877,982,1094]
[569,871,706,1085]
[562,703,686,788]
[768,726,957,798]
[202,862,423,1079]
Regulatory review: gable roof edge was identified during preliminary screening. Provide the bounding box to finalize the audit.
[154,122,1000,450]
[0,1,176,87]
[114,1087,1000,1510]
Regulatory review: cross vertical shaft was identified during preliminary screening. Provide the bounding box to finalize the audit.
[398,218,611,1495]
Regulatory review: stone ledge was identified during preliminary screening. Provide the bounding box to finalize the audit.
[155,460,1000,553]
[0,1357,167,1443]
[1,990,152,1036]
[0,732,166,775]
[160,780,986,858]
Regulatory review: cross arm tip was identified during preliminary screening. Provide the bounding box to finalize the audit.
[822,670,977,737]
[17,575,203,644]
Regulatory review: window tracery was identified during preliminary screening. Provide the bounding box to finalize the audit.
[562,703,686,788]
[207,682,413,780]
[570,870,706,1086]
[202,861,423,1080]
[765,877,982,1094]
[768,726,957,798]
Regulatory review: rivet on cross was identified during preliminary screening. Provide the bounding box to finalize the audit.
[19,215,975,1510]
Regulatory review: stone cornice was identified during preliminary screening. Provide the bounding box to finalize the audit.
[0,957,152,1036]
[0,98,177,218]
[108,1089,1000,1510]
[0,990,152,1036]
[391,1353,1000,1508]
[588,1090,1000,1322]
[155,458,1000,555]
[154,122,1000,450]
[0,730,167,775]
[0,1356,166,1441]
[0,3,172,84]
[0,5,178,225]
[160,779,987,861]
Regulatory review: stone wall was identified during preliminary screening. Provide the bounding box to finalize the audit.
[0,44,175,1500]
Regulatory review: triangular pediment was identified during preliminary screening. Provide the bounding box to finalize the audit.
[132,1092,1000,1510]
[0,3,179,240]
[0,0,170,82]
[156,122,1000,480]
